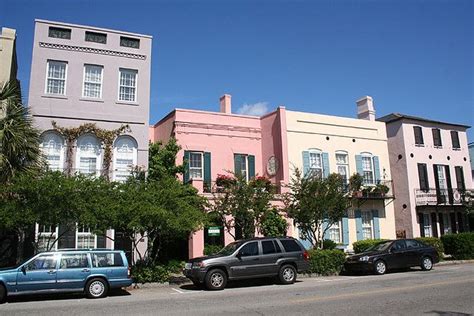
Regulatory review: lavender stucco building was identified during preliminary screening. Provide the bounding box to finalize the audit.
[28,19,152,256]
[378,114,473,238]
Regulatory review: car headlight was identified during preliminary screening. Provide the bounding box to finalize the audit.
[192,261,205,268]
[359,256,370,262]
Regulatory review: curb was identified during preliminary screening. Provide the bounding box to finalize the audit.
[437,259,474,266]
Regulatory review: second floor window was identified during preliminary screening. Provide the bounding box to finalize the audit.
[189,152,203,179]
[119,69,137,102]
[362,156,374,185]
[309,151,323,178]
[46,61,67,95]
[335,153,349,183]
[83,65,103,98]
[414,126,424,145]
[432,128,442,147]
[451,131,460,149]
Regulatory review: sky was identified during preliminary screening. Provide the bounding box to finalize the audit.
[2,0,473,139]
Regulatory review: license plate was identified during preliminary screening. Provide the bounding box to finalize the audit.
[185,263,192,270]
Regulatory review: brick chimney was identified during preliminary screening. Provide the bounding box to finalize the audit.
[356,96,375,121]
[220,94,232,114]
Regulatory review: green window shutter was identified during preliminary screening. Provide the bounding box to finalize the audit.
[248,155,255,180]
[342,216,350,245]
[355,210,363,241]
[355,155,363,176]
[183,151,190,184]
[234,154,242,176]
[302,151,310,176]
[372,210,380,239]
[373,156,381,183]
[204,152,211,189]
[322,152,330,178]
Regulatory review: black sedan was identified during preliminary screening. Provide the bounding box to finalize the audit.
[344,239,439,275]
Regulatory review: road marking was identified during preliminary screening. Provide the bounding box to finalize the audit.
[291,277,474,304]
[171,288,185,294]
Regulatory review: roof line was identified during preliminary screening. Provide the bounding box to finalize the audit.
[377,113,470,129]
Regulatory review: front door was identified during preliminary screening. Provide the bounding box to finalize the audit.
[56,253,91,290]
[388,240,409,269]
[259,240,282,275]
[231,241,261,278]
[16,254,59,292]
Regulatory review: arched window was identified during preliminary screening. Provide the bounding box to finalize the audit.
[113,136,137,182]
[76,134,102,176]
[40,131,65,171]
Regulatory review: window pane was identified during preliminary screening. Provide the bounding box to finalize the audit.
[60,254,89,269]
[27,255,58,270]
[120,36,140,48]
[239,242,259,256]
[46,61,66,95]
[85,31,107,44]
[48,27,71,39]
[92,253,124,267]
[279,239,301,252]
[262,240,276,254]
[119,69,137,102]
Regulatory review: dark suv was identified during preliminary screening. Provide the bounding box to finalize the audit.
[183,237,310,290]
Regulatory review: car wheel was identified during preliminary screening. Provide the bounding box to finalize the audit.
[374,260,387,275]
[279,264,297,284]
[205,269,227,290]
[0,284,6,303]
[85,278,108,299]
[421,256,433,271]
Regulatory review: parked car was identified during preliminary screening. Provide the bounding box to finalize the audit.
[184,237,310,290]
[0,249,132,303]
[344,239,439,275]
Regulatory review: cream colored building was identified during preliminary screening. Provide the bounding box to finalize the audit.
[0,27,17,86]
[285,96,396,250]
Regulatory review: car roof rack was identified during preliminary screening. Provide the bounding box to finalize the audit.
[53,248,116,252]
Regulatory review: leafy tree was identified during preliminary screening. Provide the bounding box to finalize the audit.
[0,80,43,184]
[284,169,351,249]
[148,138,184,181]
[260,208,288,237]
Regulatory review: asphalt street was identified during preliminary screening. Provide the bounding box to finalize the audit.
[2,263,473,316]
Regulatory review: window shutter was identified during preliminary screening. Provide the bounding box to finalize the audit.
[298,225,312,250]
[234,154,242,176]
[418,213,425,237]
[58,224,75,249]
[455,166,465,190]
[355,210,363,241]
[414,126,424,145]
[322,152,330,178]
[248,155,255,180]
[373,156,381,183]
[302,151,310,177]
[342,215,349,245]
[322,219,329,241]
[432,129,442,147]
[417,163,429,191]
[372,210,380,239]
[355,155,363,176]
[433,165,442,203]
[451,131,460,149]
[183,151,190,184]
[97,235,106,248]
[204,152,211,189]
[445,165,453,204]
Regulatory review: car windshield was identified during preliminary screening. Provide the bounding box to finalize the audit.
[217,241,242,256]
[366,241,392,252]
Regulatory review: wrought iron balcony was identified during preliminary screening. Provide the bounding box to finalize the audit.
[415,188,473,206]
[350,180,394,199]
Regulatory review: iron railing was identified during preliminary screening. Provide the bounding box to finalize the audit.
[415,188,473,206]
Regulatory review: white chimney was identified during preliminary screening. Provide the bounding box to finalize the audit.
[356,96,375,121]
[219,94,232,114]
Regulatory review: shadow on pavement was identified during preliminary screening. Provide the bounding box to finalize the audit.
[425,311,472,316]
[180,277,303,291]
[6,288,131,304]
[341,267,425,277]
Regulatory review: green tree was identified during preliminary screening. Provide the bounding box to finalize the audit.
[0,80,43,183]
[260,208,288,237]
[284,169,351,249]
[148,138,184,181]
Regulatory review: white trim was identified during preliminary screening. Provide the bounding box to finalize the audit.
[40,131,66,171]
[113,135,138,182]
[75,134,102,177]
[189,151,204,180]
[44,60,68,96]
[82,64,103,99]
[118,68,138,103]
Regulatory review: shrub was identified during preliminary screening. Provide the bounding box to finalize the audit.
[441,232,474,260]
[322,239,337,250]
[415,237,444,260]
[131,260,186,284]
[204,244,223,256]
[307,249,346,275]
[352,239,387,254]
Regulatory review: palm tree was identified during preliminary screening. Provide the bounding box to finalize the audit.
[0,79,43,184]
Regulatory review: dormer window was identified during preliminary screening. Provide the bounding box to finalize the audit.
[48,27,71,39]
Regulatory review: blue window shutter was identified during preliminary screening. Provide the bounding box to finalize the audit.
[355,210,363,241]
[372,210,381,239]
[322,152,330,178]
[373,156,381,183]
[298,226,312,250]
[322,219,329,240]
[234,154,242,176]
[204,152,211,189]
[183,151,190,184]
[342,216,350,245]
[248,155,255,180]
[355,155,363,176]
[302,151,310,176]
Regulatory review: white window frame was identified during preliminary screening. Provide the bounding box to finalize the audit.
[76,225,97,249]
[118,68,138,102]
[308,149,323,178]
[113,136,138,182]
[75,134,102,177]
[361,153,375,186]
[442,213,451,235]
[82,64,103,99]
[40,131,66,171]
[335,151,349,183]
[45,60,68,95]
[189,152,203,180]
[328,221,341,244]
[36,223,59,251]
[361,211,373,240]
[422,213,432,237]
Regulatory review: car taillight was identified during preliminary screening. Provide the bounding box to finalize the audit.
[303,250,310,261]
[127,266,131,278]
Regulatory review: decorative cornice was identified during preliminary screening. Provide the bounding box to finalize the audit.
[39,42,147,60]
[175,121,261,134]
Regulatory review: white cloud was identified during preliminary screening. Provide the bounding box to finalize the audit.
[236,102,270,116]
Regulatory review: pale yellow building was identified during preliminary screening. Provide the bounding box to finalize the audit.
[0,27,17,86]
[285,96,396,250]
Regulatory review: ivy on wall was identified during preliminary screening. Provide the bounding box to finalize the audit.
[51,121,130,180]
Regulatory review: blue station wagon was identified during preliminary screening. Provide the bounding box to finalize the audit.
[0,249,132,302]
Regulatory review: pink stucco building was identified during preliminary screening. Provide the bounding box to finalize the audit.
[378,114,473,238]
